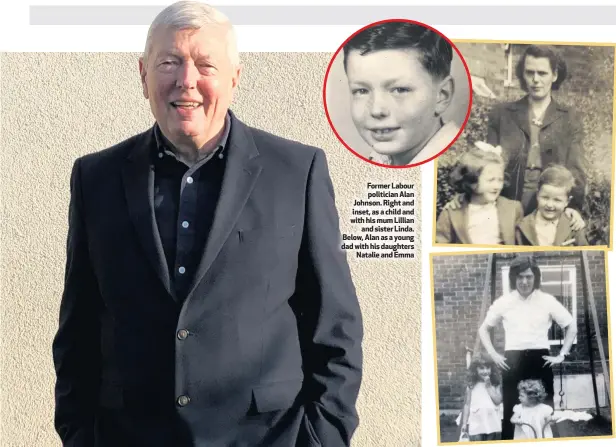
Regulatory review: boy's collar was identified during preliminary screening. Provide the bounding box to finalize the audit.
[368,117,459,166]
[535,210,561,226]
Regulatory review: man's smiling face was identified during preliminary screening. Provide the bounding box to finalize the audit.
[139,25,240,149]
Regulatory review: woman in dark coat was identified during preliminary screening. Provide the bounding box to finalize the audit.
[487,45,586,215]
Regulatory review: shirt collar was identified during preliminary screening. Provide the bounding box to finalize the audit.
[153,113,231,165]
[512,289,538,301]
[368,118,459,166]
[468,200,497,209]
[535,212,560,227]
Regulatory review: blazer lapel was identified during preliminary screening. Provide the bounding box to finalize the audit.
[122,127,175,300]
[553,215,574,245]
[517,212,539,246]
[540,99,565,129]
[496,197,516,245]
[185,113,262,300]
[449,206,471,244]
[508,97,531,137]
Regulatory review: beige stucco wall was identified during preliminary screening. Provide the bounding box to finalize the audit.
[0,52,421,446]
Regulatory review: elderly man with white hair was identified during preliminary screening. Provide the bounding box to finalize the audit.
[52,2,363,446]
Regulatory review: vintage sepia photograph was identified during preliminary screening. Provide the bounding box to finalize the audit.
[323,19,471,167]
[434,41,615,248]
[431,249,613,443]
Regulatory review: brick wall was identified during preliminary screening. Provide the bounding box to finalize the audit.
[433,250,609,410]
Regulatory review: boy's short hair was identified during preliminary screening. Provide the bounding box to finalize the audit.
[449,148,505,202]
[515,45,568,92]
[538,164,576,196]
[517,379,548,405]
[342,21,453,81]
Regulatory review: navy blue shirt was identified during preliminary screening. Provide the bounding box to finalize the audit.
[151,116,230,300]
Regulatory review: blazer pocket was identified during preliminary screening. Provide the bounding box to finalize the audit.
[238,225,297,244]
[252,378,303,413]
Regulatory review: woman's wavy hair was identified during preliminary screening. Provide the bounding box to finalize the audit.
[508,255,542,291]
[516,45,568,92]
[467,355,501,387]
[449,148,506,202]
[518,379,548,405]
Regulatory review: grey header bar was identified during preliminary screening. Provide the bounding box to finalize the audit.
[28,5,616,26]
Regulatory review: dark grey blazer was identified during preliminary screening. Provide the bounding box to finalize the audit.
[435,196,523,246]
[52,111,363,447]
[515,211,589,246]
[487,96,586,213]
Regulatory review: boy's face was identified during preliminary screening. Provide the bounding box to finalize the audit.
[345,48,452,159]
[536,184,569,222]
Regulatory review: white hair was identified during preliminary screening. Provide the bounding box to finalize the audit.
[142,1,239,66]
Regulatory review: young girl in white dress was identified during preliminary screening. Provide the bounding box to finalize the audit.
[460,356,503,441]
[511,379,557,439]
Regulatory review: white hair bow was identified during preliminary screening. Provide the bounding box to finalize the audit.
[474,141,503,157]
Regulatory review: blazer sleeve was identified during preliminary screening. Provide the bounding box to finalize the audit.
[52,159,102,446]
[435,209,454,243]
[574,227,590,246]
[291,149,363,446]
[566,110,587,211]
[514,200,524,223]
[486,105,501,147]
[515,226,525,246]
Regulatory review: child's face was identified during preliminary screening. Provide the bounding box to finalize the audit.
[519,390,531,406]
[472,163,504,204]
[477,365,491,381]
[345,48,447,159]
[536,184,569,222]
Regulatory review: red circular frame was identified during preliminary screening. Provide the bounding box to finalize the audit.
[322,18,473,169]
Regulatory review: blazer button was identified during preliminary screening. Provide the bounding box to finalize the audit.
[177,395,191,407]
[177,329,189,340]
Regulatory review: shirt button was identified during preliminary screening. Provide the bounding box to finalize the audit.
[178,266,186,274]
[158,152,163,158]
[182,221,189,228]
[177,395,190,407]
[177,329,189,340]
[186,177,194,184]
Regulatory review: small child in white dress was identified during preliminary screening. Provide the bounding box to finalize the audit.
[460,356,503,441]
[511,379,557,439]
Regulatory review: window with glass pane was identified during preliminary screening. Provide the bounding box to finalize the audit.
[501,264,577,346]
